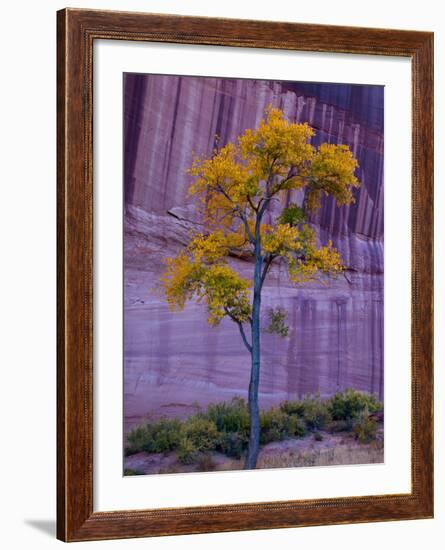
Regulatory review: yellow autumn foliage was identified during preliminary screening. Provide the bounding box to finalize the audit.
[306,143,360,211]
[161,234,252,325]
[288,240,343,284]
[262,223,303,255]
[162,106,360,326]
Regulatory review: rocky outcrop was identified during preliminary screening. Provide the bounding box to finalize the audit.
[123,74,384,429]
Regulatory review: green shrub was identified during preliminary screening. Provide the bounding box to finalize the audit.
[278,203,305,226]
[218,431,248,458]
[301,393,332,430]
[260,407,305,443]
[266,308,289,337]
[183,417,219,453]
[280,399,305,417]
[147,418,183,453]
[125,424,154,456]
[177,437,197,464]
[329,389,381,422]
[353,408,378,443]
[205,397,250,435]
[260,407,288,444]
[125,418,183,456]
[177,417,219,464]
[287,414,307,437]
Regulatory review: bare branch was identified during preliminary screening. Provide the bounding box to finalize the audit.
[258,196,271,218]
[247,195,258,213]
[215,183,235,204]
[237,322,253,353]
[259,170,314,218]
[260,254,276,287]
[213,182,256,246]
[224,307,252,353]
[237,210,256,245]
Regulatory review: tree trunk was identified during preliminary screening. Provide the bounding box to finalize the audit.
[244,253,262,469]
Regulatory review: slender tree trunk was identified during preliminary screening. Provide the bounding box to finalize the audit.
[244,252,263,469]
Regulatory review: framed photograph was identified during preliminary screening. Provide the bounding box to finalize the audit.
[57,8,433,542]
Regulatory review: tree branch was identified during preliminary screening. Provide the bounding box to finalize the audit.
[238,210,256,245]
[215,182,235,204]
[259,171,314,218]
[260,254,275,287]
[224,307,252,353]
[213,182,256,245]
[258,195,272,218]
[247,195,258,213]
[237,322,253,353]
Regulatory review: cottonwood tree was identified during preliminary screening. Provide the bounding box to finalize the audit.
[161,107,360,469]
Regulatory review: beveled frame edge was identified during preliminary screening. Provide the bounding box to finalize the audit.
[57,7,434,542]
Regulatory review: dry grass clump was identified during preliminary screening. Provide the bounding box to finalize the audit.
[257,440,383,469]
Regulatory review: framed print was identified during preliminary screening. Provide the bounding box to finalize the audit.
[57,8,433,542]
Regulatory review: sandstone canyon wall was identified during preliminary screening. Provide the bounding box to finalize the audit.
[123,74,384,430]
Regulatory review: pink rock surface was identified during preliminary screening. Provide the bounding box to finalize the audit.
[123,75,384,431]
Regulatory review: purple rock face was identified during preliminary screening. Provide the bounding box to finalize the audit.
[123,74,384,431]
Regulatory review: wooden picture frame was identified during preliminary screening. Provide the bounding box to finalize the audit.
[57,8,433,542]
